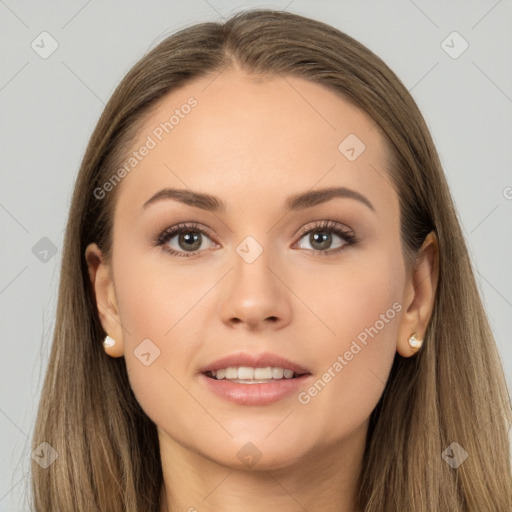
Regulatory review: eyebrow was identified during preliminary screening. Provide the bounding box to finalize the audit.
[142,186,375,214]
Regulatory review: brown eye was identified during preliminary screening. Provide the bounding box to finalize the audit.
[295,220,356,255]
[156,223,216,258]
[174,231,203,252]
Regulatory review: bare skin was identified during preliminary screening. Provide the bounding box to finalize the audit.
[86,67,438,512]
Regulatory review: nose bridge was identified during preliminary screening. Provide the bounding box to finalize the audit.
[235,234,267,267]
[232,232,276,294]
[219,230,292,329]
[229,201,277,271]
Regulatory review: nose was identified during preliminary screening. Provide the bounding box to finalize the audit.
[219,242,293,332]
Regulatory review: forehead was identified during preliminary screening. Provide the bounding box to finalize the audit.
[113,68,395,220]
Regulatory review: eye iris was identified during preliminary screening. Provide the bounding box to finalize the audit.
[179,231,201,251]
[311,232,331,250]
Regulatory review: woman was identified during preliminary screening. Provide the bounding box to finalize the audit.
[30,8,512,511]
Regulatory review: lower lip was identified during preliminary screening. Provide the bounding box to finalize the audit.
[199,373,313,406]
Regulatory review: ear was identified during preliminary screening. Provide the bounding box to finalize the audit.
[85,243,125,357]
[397,231,439,357]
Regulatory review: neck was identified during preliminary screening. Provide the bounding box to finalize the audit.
[158,426,366,512]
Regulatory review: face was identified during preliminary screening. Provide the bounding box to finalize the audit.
[90,68,413,471]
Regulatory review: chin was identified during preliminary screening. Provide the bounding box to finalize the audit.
[208,437,311,472]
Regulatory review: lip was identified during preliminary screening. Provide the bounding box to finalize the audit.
[199,351,310,375]
[198,351,312,406]
[199,372,314,406]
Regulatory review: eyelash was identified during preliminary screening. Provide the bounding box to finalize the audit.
[154,220,357,258]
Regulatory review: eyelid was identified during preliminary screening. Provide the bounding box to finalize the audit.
[155,221,216,246]
[294,219,354,239]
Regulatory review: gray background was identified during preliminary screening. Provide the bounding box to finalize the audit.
[1,1,511,510]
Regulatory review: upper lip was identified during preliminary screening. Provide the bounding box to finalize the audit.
[199,351,310,375]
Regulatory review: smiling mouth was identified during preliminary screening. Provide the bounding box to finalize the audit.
[204,366,309,383]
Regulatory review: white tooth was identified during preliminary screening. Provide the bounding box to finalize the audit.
[226,367,238,379]
[214,366,297,380]
[254,366,272,379]
[230,379,273,384]
[271,367,284,379]
[237,366,254,379]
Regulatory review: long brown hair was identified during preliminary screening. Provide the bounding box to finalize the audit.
[29,9,512,511]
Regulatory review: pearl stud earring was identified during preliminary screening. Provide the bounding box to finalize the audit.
[408,333,423,350]
[103,335,116,348]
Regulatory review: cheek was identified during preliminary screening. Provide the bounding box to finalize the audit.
[111,246,221,427]
[113,243,208,339]
[296,249,404,432]
[301,244,404,345]
[109,249,175,392]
